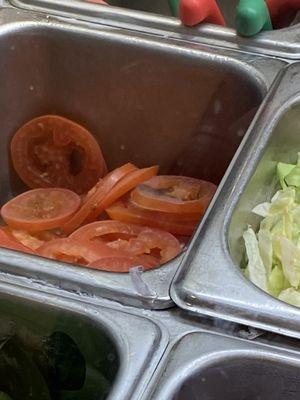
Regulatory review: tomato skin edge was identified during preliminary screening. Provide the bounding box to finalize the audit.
[11,115,107,194]
[106,199,198,236]
[1,188,81,232]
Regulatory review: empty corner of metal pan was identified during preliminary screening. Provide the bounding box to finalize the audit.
[171,62,300,340]
[145,331,300,400]
[0,7,286,310]
[0,278,169,400]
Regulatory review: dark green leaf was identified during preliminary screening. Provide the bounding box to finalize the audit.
[34,331,86,396]
[0,336,51,400]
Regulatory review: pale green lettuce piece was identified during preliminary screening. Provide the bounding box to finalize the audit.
[279,236,300,287]
[243,153,300,305]
[268,187,295,216]
[279,287,300,307]
[243,226,267,291]
[257,229,272,276]
[277,162,295,189]
[277,153,300,189]
[285,167,300,187]
[268,265,288,297]
[252,202,270,218]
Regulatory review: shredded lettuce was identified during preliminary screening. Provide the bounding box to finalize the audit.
[243,153,300,307]
[243,227,267,291]
[277,162,295,189]
[278,288,300,307]
[268,265,286,297]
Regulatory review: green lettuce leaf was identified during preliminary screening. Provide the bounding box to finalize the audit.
[277,162,295,189]
[243,226,267,291]
[268,265,286,297]
[279,287,300,307]
[243,153,300,305]
[0,393,13,400]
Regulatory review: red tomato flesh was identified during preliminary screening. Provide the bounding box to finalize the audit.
[62,163,137,234]
[0,228,35,254]
[88,255,158,273]
[8,229,62,251]
[11,115,107,194]
[1,188,81,231]
[62,164,158,234]
[37,237,124,265]
[71,220,181,264]
[106,199,198,236]
[131,176,217,214]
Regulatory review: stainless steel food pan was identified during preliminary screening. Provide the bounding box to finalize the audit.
[6,0,300,59]
[171,62,300,339]
[0,278,168,400]
[146,331,300,399]
[0,8,283,309]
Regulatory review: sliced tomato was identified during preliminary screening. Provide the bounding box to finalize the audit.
[88,255,158,273]
[70,220,143,242]
[11,115,107,194]
[37,237,122,265]
[106,199,199,236]
[109,227,181,263]
[8,229,61,251]
[1,188,81,231]
[0,228,35,254]
[84,165,159,225]
[131,176,217,214]
[62,164,158,234]
[62,163,137,234]
[71,220,181,264]
[97,165,159,215]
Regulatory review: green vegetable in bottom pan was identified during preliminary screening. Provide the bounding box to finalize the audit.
[60,366,110,400]
[34,331,86,397]
[0,328,112,400]
[243,153,300,307]
[0,392,13,400]
[0,336,51,400]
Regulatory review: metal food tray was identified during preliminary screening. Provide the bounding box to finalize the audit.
[145,331,300,399]
[172,62,300,339]
[5,0,300,59]
[0,278,168,400]
[0,3,300,400]
[0,7,283,309]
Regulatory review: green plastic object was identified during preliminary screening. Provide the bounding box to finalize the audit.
[168,0,180,16]
[236,0,273,37]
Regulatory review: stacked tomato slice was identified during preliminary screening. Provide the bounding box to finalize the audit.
[0,115,217,273]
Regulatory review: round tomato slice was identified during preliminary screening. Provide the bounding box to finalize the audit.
[62,163,137,234]
[62,164,158,234]
[88,255,158,273]
[1,188,81,231]
[106,199,198,236]
[131,176,217,214]
[83,165,159,225]
[109,227,181,263]
[70,220,143,242]
[71,220,181,264]
[11,115,107,194]
[8,229,61,251]
[0,228,35,254]
[37,237,122,265]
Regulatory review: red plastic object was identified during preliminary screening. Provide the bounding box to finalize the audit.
[180,0,226,27]
[84,0,108,4]
[266,0,300,28]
